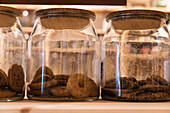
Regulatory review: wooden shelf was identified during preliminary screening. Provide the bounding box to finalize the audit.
[0,0,126,5]
[0,100,170,113]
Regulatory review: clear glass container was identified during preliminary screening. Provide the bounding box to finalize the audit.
[168,21,170,32]
[0,6,26,102]
[27,8,100,101]
[102,10,170,102]
[167,13,170,32]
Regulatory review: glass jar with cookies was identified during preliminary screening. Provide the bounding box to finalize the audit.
[27,8,100,101]
[102,10,170,102]
[0,6,26,101]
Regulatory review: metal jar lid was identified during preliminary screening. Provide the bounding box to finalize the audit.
[35,8,96,30]
[0,6,22,27]
[106,9,168,30]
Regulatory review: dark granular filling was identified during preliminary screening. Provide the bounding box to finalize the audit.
[102,76,169,101]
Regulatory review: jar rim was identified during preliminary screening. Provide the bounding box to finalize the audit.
[106,9,168,22]
[0,6,22,17]
[35,8,96,21]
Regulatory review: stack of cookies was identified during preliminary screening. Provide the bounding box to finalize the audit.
[102,76,169,101]
[0,64,24,99]
[28,66,98,100]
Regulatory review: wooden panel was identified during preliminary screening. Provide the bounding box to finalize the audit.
[0,0,126,5]
[0,100,170,113]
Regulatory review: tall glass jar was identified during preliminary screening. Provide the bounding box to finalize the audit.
[102,10,170,102]
[28,8,100,101]
[167,13,170,32]
[0,6,26,101]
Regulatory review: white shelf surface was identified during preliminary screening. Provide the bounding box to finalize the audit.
[0,100,170,113]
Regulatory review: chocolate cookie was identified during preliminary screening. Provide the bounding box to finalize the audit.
[28,80,57,90]
[120,91,169,101]
[105,79,116,88]
[31,74,52,83]
[137,80,147,86]
[151,76,168,86]
[102,88,116,97]
[105,77,138,89]
[0,69,8,88]
[67,73,98,98]
[146,77,159,85]
[8,64,24,92]
[34,66,54,79]
[102,76,169,101]
[120,90,145,99]
[121,77,138,89]
[146,76,168,86]
[51,86,71,97]
[0,89,16,98]
[167,84,170,96]
[134,92,169,100]
[139,84,168,92]
[53,75,69,86]
[28,88,50,96]
[102,88,133,97]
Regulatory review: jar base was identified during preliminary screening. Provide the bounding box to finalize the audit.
[0,95,24,102]
[27,95,98,102]
[102,95,169,102]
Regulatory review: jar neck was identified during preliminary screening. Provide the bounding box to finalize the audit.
[36,12,93,21]
[108,16,167,31]
[0,10,20,17]
[37,14,92,30]
[0,11,20,28]
[107,13,167,21]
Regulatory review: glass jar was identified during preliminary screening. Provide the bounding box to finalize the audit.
[102,10,170,102]
[28,8,100,101]
[167,13,170,32]
[0,6,26,101]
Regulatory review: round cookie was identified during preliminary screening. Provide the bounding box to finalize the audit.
[88,78,98,97]
[31,74,52,83]
[67,73,98,98]
[0,89,16,98]
[53,75,69,86]
[28,80,57,90]
[0,69,8,88]
[34,66,54,79]
[28,88,50,96]
[51,86,71,97]
[8,64,24,92]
